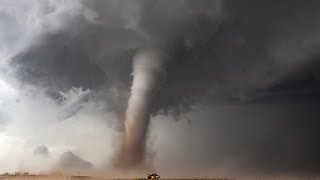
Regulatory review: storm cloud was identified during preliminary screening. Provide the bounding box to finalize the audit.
[0,0,320,178]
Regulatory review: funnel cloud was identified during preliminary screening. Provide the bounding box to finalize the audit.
[116,48,167,168]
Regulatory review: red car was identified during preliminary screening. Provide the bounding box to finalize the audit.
[148,173,160,180]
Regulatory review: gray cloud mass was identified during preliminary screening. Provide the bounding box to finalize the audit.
[59,151,93,170]
[0,0,320,178]
[34,145,50,158]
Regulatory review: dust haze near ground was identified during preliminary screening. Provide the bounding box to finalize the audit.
[0,0,320,178]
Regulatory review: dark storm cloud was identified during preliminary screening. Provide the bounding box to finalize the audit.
[151,0,320,116]
[200,104,320,176]
[9,0,223,104]
[5,0,320,175]
[33,145,49,158]
[59,151,93,170]
[6,0,320,106]
[153,104,320,177]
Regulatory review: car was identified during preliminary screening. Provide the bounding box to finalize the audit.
[148,173,160,180]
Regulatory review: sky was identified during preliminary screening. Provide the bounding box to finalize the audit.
[0,0,320,179]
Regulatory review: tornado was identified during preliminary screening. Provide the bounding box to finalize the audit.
[115,48,167,168]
